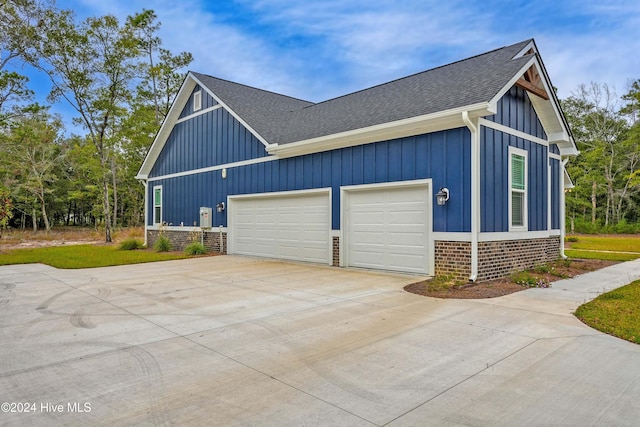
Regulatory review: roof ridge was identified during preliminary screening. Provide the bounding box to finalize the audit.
[298,39,534,110]
[190,71,315,107]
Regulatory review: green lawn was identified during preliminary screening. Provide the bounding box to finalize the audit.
[0,244,188,269]
[575,280,640,344]
[567,235,640,253]
[564,249,640,262]
[565,235,640,261]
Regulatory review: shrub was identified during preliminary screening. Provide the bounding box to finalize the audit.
[565,236,579,242]
[153,235,172,252]
[184,242,207,256]
[510,271,551,288]
[118,238,143,250]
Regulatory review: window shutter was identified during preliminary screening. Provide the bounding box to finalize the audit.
[512,192,524,226]
[512,154,525,190]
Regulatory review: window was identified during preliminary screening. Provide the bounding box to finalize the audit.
[153,185,162,225]
[509,147,527,230]
[193,90,202,112]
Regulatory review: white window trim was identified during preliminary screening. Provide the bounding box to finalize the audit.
[193,90,202,112]
[153,185,162,225]
[508,147,528,232]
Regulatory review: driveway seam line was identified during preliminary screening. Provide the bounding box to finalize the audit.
[380,338,541,426]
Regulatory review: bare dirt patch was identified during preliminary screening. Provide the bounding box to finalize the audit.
[405,258,618,299]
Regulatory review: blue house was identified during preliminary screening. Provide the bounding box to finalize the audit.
[137,39,577,281]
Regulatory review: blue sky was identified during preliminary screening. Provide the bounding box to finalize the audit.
[16,0,640,129]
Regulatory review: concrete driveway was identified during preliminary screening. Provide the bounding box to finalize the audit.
[1,256,640,426]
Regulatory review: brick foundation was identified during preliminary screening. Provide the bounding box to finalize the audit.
[434,236,562,282]
[434,241,472,281]
[476,236,561,281]
[332,236,340,266]
[147,229,227,253]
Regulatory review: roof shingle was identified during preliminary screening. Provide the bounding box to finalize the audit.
[192,40,533,145]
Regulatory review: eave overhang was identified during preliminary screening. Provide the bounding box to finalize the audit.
[266,103,495,158]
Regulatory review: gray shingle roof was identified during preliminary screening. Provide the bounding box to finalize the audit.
[192,40,533,145]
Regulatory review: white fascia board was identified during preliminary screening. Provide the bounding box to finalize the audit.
[189,74,271,149]
[267,103,492,158]
[488,56,538,109]
[564,167,575,189]
[137,75,197,179]
[490,55,578,158]
[512,40,537,59]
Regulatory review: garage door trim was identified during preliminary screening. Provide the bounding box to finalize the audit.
[227,188,332,264]
[340,179,433,275]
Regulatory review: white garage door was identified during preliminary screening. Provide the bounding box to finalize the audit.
[344,184,430,274]
[228,190,331,264]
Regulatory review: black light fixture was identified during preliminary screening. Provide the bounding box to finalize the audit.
[216,202,225,212]
[436,187,450,206]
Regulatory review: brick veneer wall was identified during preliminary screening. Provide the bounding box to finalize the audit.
[434,241,472,281]
[476,236,560,281]
[434,236,562,282]
[147,229,227,253]
[332,236,340,266]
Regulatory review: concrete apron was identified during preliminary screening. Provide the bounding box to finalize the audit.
[1,256,639,427]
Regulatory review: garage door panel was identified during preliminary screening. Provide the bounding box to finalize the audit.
[230,192,330,264]
[346,185,430,274]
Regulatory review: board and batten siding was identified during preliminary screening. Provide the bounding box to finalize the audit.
[481,127,548,232]
[148,128,472,232]
[480,84,556,233]
[178,85,218,119]
[150,107,268,177]
[485,86,547,139]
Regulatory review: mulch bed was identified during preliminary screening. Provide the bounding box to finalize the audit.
[405,258,618,299]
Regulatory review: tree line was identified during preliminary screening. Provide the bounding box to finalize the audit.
[563,82,640,233]
[1,1,639,239]
[0,1,192,241]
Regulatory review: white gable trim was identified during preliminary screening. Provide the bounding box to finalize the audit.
[146,156,278,182]
[479,118,548,147]
[175,104,222,124]
[137,75,196,179]
[189,74,271,149]
[488,54,578,157]
[137,73,272,180]
[512,40,536,59]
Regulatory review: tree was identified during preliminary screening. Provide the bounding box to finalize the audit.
[0,187,12,237]
[563,83,630,226]
[28,10,142,241]
[3,107,65,231]
[0,0,51,122]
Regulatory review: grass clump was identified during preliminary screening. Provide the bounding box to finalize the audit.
[184,242,207,256]
[510,271,551,288]
[118,238,144,250]
[153,235,172,252]
[575,280,640,344]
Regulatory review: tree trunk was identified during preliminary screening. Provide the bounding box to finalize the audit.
[111,156,118,229]
[32,208,37,232]
[102,176,112,242]
[591,181,597,224]
[40,198,50,231]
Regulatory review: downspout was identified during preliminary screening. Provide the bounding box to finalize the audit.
[560,158,569,259]
[462,111,479,282]
[141,179,148,247]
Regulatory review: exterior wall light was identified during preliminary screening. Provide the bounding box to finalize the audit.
[436,187,450,206]
[216,202,225,212]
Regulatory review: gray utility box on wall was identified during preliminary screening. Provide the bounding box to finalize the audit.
[199,207,212,228]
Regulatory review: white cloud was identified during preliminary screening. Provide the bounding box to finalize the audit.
[49,0,640,104]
